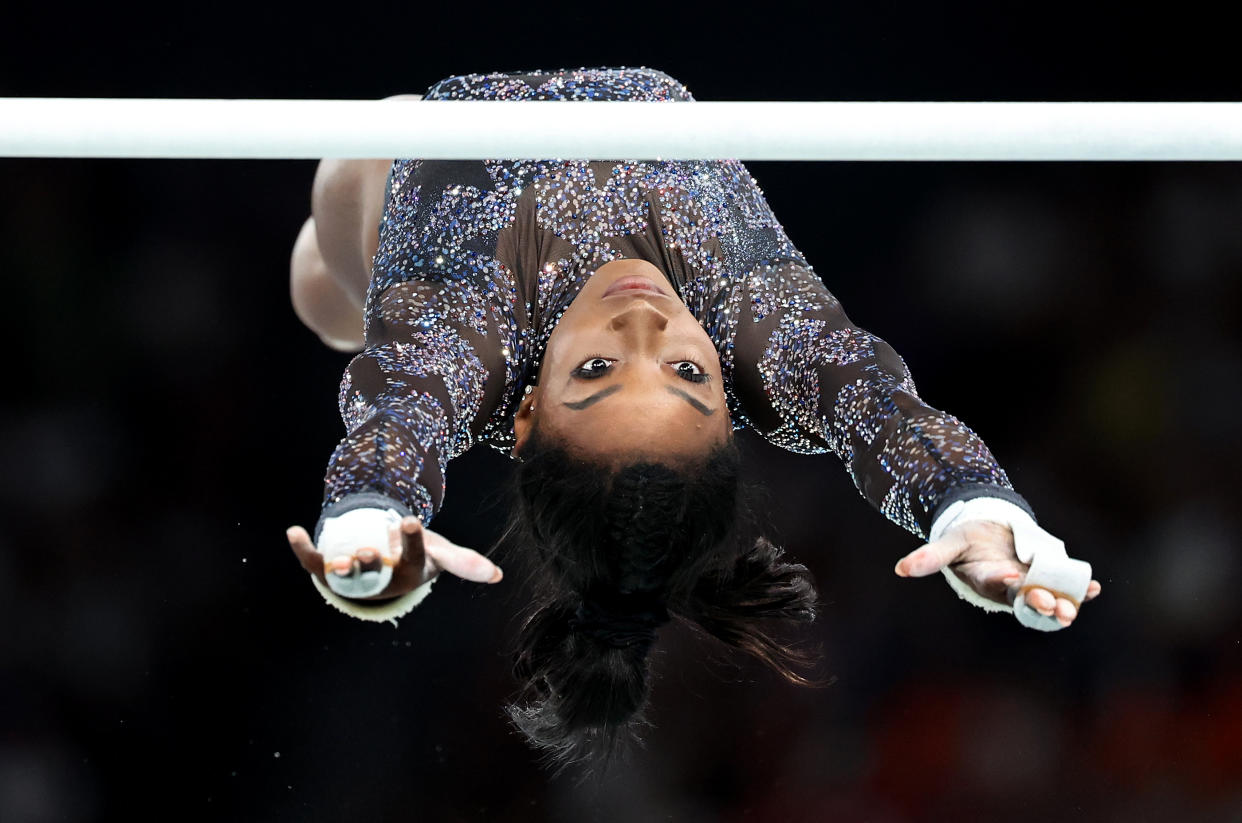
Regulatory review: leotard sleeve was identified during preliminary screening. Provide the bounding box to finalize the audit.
[316,163,514,535]
[715,187,1031,540]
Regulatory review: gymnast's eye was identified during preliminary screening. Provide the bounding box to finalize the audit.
[573,357,614,378]
[671,361,711,383]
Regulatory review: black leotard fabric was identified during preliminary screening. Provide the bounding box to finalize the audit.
[317,66,1024,543]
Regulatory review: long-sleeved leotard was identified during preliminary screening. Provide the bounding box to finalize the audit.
[317,66,1030,546]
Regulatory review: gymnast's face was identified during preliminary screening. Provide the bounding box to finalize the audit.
[514,258,730,462]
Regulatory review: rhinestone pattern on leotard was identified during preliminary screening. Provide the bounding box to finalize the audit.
[321,66,1013,538]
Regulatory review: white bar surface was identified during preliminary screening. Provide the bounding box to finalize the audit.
[2,99,1242,160]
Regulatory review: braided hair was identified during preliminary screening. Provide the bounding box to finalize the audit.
[501,427,824,775]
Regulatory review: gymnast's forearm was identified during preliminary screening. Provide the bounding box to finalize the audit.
[732,282,1021,538]
[320,407,448,530]
[825,334,1023,539]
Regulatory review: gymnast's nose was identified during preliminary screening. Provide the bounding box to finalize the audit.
[607,300,670,334]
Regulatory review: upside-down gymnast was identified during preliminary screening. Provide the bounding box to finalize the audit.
[284,67,1102,768]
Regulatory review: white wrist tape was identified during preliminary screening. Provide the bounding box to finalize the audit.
[929,498,1092,632]
[311,507,436,625]
[317,507,404,599]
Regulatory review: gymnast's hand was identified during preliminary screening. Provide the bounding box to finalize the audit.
[286,516,503,601]
[893,520,1102,628]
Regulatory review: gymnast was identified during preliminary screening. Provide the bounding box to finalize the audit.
[284,67,1101,767]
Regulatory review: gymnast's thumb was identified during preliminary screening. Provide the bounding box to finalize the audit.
[425,542,504,584]
[894,535,963,578]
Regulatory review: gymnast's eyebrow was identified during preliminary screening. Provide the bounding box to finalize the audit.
[563,383,716,415]
[562,384,623,410]
[665,386,716,416]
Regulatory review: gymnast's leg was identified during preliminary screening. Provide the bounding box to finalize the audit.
[288,96,421,351]
[289,214,365,351]
[289,154,402,352]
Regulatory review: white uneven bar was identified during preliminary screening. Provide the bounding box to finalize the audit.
[2,98,1242,160]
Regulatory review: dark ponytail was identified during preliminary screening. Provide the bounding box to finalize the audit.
[501,429,825,774]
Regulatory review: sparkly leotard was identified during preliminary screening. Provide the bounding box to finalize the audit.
[318,66,1028,543]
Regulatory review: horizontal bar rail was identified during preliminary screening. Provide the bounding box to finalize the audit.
[2,99,1241,160]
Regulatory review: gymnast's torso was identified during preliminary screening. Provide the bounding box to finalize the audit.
[324,66,1022,539]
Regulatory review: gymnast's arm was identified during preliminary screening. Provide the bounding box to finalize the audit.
[286,278,510,622]
[728,263,1100,627]
[287,151,506,623]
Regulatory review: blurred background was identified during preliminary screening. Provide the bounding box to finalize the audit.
[2,3,1240,821]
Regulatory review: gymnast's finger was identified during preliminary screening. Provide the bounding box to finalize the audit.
[1054,597,1078,627]
[385,516,429,593]
[1085,580,1102,601]
[894,531,968,578]
[393,516,426,563]
[424,542,503,584]
[286,525,326,579]
[1020,586,1057,616]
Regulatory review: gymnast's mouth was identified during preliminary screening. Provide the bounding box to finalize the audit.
[602,276,668,298]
